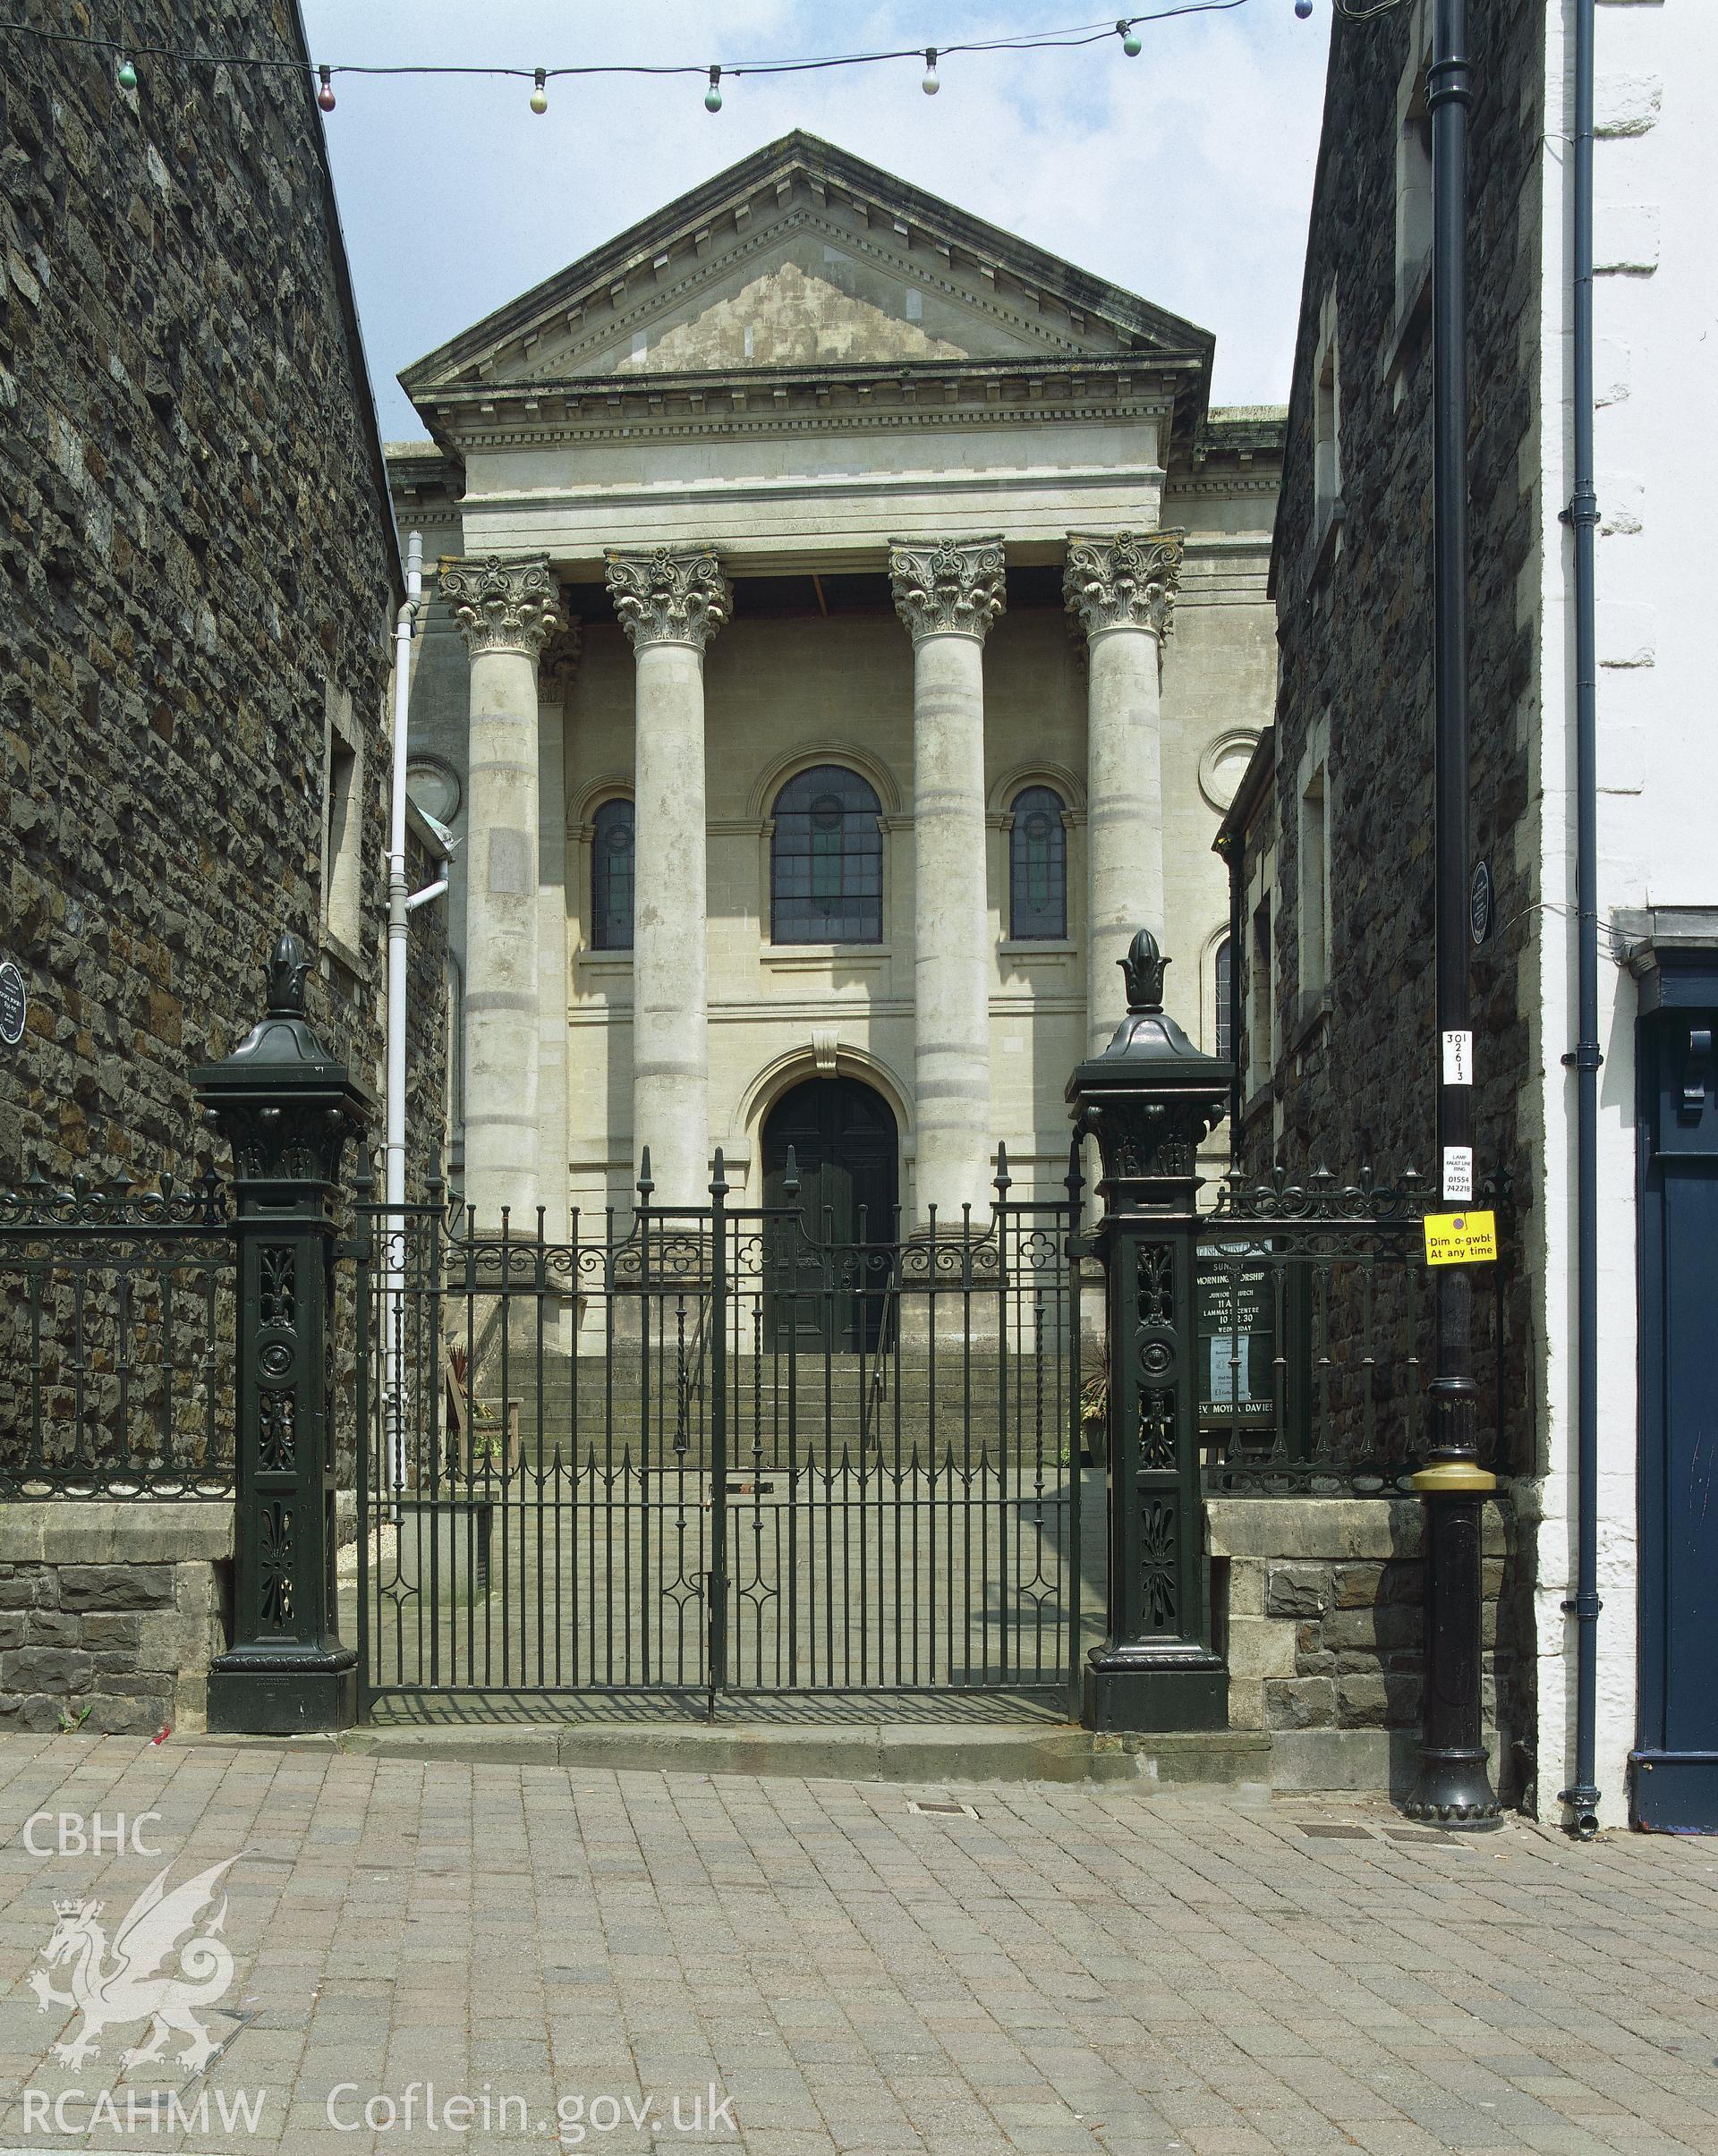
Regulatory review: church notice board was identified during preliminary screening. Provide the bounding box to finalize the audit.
[1196,1249,1275,1424]
[1422,1210,1498,1266]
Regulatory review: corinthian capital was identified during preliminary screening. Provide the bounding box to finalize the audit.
[1063,530,1186,641]
[439,555,561,658]
[889,537,1007,643]
[538,620,583,694]
[605,546,731,651]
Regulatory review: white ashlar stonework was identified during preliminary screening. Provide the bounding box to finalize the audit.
[395,134,1280,1251]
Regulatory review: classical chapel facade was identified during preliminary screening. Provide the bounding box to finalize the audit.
[389,132,1282,1234]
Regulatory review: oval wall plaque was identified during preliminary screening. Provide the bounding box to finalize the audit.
[0,961,26,1048]
[1470,859,1494,948]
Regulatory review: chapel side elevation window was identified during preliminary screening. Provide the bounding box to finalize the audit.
[770,765,883,944]
[1215,936,1233,1061]
[1008,786,1067,940]
[591,798,634,950]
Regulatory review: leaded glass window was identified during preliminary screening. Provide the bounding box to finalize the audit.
[1215,936,1233,1060]
[770,765,883,945]
[591,798,634,951]
[1008,785,1067,940]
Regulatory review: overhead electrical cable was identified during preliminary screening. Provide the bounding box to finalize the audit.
[0,1,1320,115]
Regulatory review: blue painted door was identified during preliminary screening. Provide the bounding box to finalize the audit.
[1635,990,1718,1829]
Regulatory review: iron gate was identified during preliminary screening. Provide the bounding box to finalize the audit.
[348,1151,1085,1714]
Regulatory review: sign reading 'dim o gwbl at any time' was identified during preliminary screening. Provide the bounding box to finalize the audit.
[1423,1210,1498,1267]
[1195,1250,1275,1423]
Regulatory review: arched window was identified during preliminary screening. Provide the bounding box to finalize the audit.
[591,798,634,950]
[1008,785,1067,940]
[770,765,882,945]
[1214,936,1233,1060]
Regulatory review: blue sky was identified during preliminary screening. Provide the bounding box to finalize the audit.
[298,1,1331,442]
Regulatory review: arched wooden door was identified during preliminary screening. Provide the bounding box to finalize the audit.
[761,1077,898,1352]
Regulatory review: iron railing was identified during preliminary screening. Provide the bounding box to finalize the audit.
[1195,1166,1508,1494]
[347,1151,1089,1713]
[0,1174,236,1498]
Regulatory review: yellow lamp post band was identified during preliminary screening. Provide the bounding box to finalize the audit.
[1411,1462,1500,1495]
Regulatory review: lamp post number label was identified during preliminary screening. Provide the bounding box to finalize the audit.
[1442,1145,1475,1202]
[0,963,25,1049]
[1442,1030,1473,1085]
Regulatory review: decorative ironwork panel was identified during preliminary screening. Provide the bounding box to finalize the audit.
[1195,1166,1504,1495]
[1139,1499,1178,1630]
[344,1159,1086,1712]
[0,1175,236,1498]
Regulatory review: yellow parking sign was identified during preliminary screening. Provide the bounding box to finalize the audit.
[1423,1210,1498,1266]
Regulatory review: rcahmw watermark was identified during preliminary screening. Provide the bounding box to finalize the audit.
[21,2087,268,2135]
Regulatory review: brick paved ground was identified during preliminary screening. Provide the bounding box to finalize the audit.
[1,1735,1716,2155]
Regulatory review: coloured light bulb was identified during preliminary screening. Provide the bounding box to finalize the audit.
[1118,20,1142,55]
[317,65,336,111]
[705,66,723,113]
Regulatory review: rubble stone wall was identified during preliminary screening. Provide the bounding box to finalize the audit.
[0,2,443,1184]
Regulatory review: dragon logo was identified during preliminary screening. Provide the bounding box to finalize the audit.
[27,1855,241,2072]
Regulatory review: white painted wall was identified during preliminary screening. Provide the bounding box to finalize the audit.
[1529,0,1718,1822]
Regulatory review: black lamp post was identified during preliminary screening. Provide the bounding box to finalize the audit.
[1407,0,1501,1826]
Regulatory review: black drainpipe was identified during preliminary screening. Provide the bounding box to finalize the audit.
[1559,0,1603,1841]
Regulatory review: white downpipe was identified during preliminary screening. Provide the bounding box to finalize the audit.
[384,531,424,1501]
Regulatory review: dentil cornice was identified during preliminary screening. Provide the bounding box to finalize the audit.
[888,536,1007,643]
[605,546,732,650]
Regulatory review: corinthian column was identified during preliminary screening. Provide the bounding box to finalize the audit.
[1064,530,1184,1052]
[439,555,561,1230]
[605,545,731,1205]
[537,624,582,1242]
[889,537,1007,1227]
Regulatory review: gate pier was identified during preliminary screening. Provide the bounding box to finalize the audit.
[1069,929,1232,1732]
[193,934,370,1735]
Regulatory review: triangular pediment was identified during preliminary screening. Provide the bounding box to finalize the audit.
[402,131,1212,400]
[616,257,966,372]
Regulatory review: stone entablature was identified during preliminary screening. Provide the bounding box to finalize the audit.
[416,359,1180,445]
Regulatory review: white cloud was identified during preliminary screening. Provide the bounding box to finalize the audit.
[300,0,1329,438]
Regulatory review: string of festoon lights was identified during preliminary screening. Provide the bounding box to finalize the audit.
[0,0,1338,118]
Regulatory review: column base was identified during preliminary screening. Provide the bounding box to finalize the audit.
[206,1648,358,1736]
[1084,1645,1228,1733]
